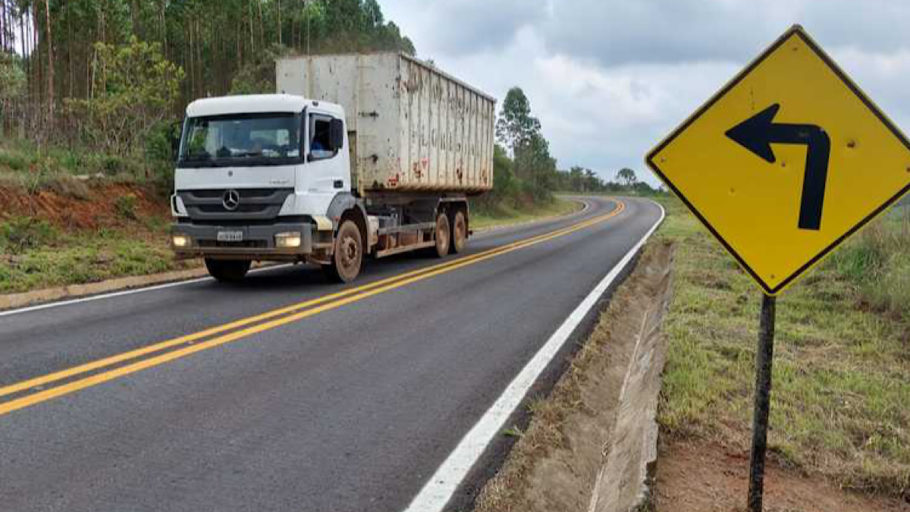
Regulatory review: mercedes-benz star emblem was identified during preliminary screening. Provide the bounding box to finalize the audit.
[222,189,241,211]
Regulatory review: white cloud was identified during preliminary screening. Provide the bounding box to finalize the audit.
[382,0,547,56]
[542,0,910,67]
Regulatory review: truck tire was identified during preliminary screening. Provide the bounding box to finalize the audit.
[323,219,363,283]
[433,212,450,258]
[205,258,251,282]
[451,210,467,253]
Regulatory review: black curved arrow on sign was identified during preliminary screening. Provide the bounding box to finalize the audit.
[726,103,830,230]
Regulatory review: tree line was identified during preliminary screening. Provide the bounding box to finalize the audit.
[0,0,414,150]
[553,165,660,195]
[0,0,654,199]
[483,86,659,210]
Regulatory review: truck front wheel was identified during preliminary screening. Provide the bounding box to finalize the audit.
[323,219,363,283]
[205,258,251,282]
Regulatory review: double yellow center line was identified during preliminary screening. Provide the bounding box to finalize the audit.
[0,200,625,417]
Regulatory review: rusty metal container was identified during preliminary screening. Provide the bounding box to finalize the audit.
[276,53,495,195]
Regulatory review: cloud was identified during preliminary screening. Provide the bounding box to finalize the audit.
[381,0,548,56]
[542,0,795,67]
[420,26,740,182]
[530,55,739,181]
[380,0,910,185]
[543,0,910,68]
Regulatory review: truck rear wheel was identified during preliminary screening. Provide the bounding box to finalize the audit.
[323,219,363,283]
[205,258,251,282]
[451,210,467,253]
[433,212,450,258]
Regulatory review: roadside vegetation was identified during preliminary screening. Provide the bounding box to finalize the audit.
[0,0,654,297]
[0,222,184,295]
[472,87,661,228]
[0,0,414,297]
[0,179,191,295]
[471,196,581,231]
[655,195,910,499]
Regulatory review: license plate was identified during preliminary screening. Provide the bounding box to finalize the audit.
[217,230,243,242]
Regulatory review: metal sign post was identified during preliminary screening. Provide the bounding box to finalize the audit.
[748,294,776,512]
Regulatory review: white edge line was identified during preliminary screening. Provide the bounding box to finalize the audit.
[401,199,666,512]
[0,264,291,318]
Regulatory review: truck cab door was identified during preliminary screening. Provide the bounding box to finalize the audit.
[301,110,350,212]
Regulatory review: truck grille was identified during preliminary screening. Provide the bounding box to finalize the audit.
[178,188,293,221]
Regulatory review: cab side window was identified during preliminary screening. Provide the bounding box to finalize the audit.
[309,114,338,160]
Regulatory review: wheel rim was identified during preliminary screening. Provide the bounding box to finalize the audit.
[337,231,360,278]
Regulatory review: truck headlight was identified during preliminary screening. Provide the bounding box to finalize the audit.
[172,234,191,248]
[275,232,302,248]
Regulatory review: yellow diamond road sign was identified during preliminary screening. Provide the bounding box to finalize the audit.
[647,25,910,295]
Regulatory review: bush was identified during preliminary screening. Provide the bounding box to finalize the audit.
[114,194,139,220]
[102,155,125,176]
[1,217,58,254]
[0,149,30,171]
[65,37,183,157]
[145,120,180,188]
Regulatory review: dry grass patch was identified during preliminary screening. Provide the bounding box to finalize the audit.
[655,196,910,500]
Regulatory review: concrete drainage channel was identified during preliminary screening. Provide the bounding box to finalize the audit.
[474,240,674,512]
[587,245,672,512]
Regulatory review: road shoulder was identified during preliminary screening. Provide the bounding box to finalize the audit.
[473,238,674,512]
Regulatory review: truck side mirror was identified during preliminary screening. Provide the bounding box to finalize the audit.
[330,119,344,150]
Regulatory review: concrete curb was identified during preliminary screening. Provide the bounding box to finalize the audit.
[587,246,673,512]
[0,265,209,312]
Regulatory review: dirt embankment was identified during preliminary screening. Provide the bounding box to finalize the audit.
[0,182,169,230]
[474,240,674,512]
[656,439,910,512]
[0,182,195,301]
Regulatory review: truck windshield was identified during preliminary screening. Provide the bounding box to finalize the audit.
[178,113,302,167]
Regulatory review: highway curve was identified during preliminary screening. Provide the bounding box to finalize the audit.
[0,196,663,512]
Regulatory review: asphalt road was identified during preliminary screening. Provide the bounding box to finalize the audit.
[0,196,662,512]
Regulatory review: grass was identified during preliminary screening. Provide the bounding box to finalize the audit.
[655,196,910,499]
[0,138,173,196]
[471,196,582,230]
[0,223,191,295]
[1,175,192,295]
[829,204,910,319]
[0,138,146,177]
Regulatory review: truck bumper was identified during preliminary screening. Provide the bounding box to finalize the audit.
[171,221,317,261]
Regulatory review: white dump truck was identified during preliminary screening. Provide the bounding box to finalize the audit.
[171,53,495,282]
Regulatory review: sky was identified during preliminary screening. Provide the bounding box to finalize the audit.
[381,0,910,185]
